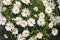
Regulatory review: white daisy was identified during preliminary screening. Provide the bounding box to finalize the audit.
[38,12,45,18]
[48,2,55,9]
[37,18,45,26]
[17,34,25,40]
[12,28,18,35]
[21,8,30,17]
[36,32,43,39]
[45,7,53,14]
[52,28,58,36]
[14,1,21,8]
[21,20,27,27]
[29,37,36,40]
[42,0,48,6]
[12,7,20,14]
[49,15,55,22]
[22,30,30,37]
[2,0,12,5]
[5,22,14,31]
[21,0,30,5]
[14,17,23,25]
[0,17,6,25]
[49,22,53,28]
[55,16,60,21]
[27,18,35,27]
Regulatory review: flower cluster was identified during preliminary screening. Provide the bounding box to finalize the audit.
[0,0,60,40]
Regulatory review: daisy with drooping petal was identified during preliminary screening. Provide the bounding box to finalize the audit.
[12,7,20,14]
[5,22,14,31]
[21,20,27,27]
[12,28,18,35]
[21,0,30,5]
[14,1,21,8]
[27,18,35,27]
[22,30,30,37]
[21,8,31,17]
[38,12,45,18]
[0,17,6,25]
[17,34,25,40]
[14,17,23,25]
[37,18,45,26]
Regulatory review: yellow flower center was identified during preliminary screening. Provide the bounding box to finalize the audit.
[40,14,43,17]
[20,36,23,39]
[6,2,10,4]
[47,9,50,12]
[15,9,18,12]
[24,0,28,2]
[25,32,28,35]
[16,4,19,6]
[40,21,42,24]
[50,4,53,8]
[24,11,28,14]
[9,25,12,28]
[2,19,5,22]
[30,21,32,24]
[17,19,20,22]
[13,29,16,32]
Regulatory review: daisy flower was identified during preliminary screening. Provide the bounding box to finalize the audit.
[27,18,35,27]
[29,36,37,40]
[5,22,14,31]
[2,0,12,5]
[38,12,45,18]
[2,7,7,12]
[21,20,27,27]
[42,0,48,6]
[36,32,43,39]
[37,18,45,26]
[14,17,23,25]
[48,2,55,9]
[21,8,30,17]
[12,7,20,14]
[22,30,30,37]
[17,34,25,40]
[14,1,21,8]
[12,28,18,35]
[21,0,30,5]
[52,28,58,36]
[49,22,53,28]
[45,7,53,14]
[0,17,6,25]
